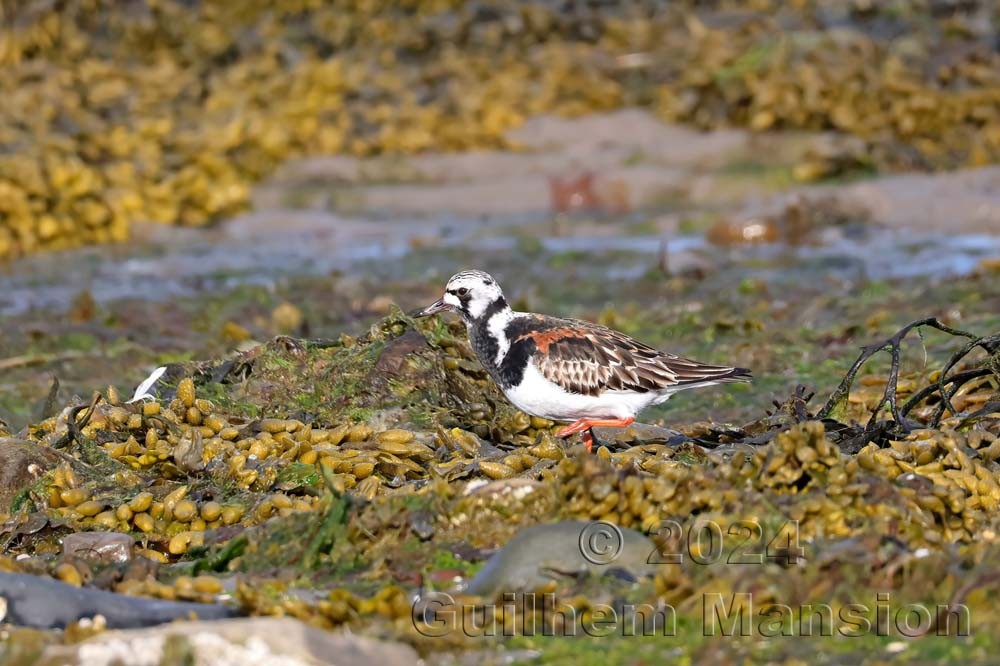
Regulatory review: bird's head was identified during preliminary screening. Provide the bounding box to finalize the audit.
[413,270,507,323]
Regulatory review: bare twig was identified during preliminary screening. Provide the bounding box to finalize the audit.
[818,318,980,428]
[53,392,102,450]
[0,351,88,371]
[899,368,992,422]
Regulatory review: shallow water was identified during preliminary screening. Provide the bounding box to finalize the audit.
[2,210,998,317]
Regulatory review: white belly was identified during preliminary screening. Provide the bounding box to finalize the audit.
[503,362,670,422]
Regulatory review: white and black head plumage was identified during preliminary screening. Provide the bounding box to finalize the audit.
[414,270,507,323]
[414,270,752,423]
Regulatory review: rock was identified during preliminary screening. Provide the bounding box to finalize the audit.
[0,572,239,629]
[62,532,134,564]
[374,328,428,376]
[194,313,515,434]
[0,439,61,513]
[459,520,658,598]
[407,510,435,541]
[595,422,683,445]
[38,617,420,666]
[463,478,542,499]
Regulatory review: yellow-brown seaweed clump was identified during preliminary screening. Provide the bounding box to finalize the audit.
[1,1,999,258]
[4,314,998,560]
[2,314,562,560]
[555,420,1000,549]
[1,313,998,656]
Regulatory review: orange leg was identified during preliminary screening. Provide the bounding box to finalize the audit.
[556,417,635,453]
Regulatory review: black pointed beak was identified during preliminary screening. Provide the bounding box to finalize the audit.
[410,297,451,318]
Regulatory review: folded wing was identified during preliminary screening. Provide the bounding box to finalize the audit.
[514,317,750,397]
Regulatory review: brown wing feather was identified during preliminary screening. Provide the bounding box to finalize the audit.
[515,317,750,397]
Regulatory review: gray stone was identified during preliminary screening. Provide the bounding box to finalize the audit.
[0,571,239,629]
[39,617,420,666]
[593,422,683,444]
[62,532,134,564]
[0,439,61,512]
[459,520,658,598]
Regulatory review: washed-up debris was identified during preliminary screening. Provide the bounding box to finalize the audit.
[61,532,133,565]
[125,367,166,405]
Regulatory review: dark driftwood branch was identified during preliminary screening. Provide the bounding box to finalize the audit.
[690,318,994,454]
[900,333,999,427]
[957,401,1000,429]
[52,392,102,450]
[928,333,1000,418]
[863,340,903,431]
[817,318,981,428]
[899,368,993,423]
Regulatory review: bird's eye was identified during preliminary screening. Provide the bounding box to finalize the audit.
[456,287,469,296]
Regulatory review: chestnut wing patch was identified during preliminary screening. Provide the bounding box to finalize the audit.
[523,327,580,354]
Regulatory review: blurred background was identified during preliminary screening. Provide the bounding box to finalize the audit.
[0,0,998,429]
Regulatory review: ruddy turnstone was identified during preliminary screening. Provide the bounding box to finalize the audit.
[414,270,752,452]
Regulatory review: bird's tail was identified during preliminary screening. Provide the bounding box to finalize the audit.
[673,365,752,387]
[719,367,753,383]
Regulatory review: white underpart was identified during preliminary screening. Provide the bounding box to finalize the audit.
[504,362,701,422]
[486,308,515,365]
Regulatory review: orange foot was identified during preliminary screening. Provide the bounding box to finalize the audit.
[555,417,635,453]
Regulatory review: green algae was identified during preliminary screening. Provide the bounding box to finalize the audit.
[190,535,248,576]
[174,310,505,434]
[302,492,351,572]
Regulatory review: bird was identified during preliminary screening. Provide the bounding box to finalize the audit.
[413,270,752,452]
